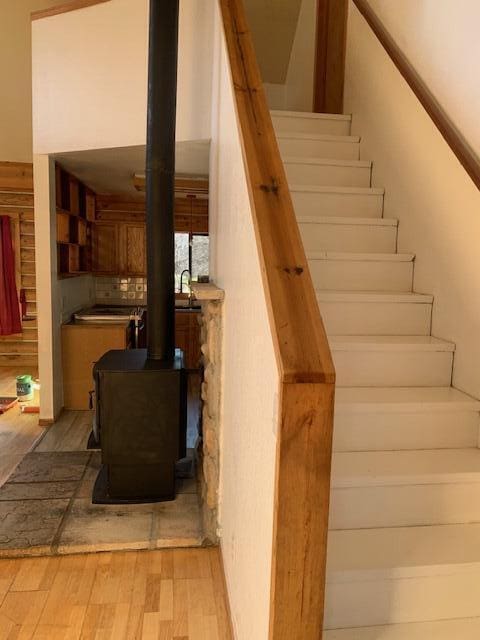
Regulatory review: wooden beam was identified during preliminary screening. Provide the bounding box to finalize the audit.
[314,0,348,114]
[269,382,334,639]
[133,173,209,196]
[31,0,111,21]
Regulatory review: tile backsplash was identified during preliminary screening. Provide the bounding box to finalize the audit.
[95,277,147,305]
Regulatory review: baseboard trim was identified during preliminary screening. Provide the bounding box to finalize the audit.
[38,407,63,427]
[218,542,236,639]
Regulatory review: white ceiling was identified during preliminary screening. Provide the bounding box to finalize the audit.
[54,141,210,200]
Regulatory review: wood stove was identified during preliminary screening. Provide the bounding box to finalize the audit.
[92,0,186,504]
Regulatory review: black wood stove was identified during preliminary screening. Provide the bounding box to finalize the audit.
[92,0,185,504]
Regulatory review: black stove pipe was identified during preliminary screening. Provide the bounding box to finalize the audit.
[146,0,179,361]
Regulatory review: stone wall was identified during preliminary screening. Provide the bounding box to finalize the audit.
[193,286,224,543]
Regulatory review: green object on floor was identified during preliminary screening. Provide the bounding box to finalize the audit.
[16,375,33,402]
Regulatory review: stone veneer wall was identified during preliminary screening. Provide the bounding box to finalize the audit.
[195,290,224,543]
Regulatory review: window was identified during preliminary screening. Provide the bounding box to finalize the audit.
[175,233,189,292]
[175,232,210,292]
[192,235,209,280]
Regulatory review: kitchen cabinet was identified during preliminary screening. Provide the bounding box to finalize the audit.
[92,221,146,276]
[175,196,208,233]
[56,164,95,277]
[175,310,201,369]
[92,222,119,275]
[62,322,130,410]
[120,223,147,275]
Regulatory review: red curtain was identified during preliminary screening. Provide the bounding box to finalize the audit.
[0,216,22,336]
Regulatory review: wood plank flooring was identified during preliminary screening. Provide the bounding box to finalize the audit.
[0,367,43,486]
[0,547,233,639]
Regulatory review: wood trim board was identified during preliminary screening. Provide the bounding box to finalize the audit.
[31,0,111,21]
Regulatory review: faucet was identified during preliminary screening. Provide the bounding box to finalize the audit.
[180,269,191,295]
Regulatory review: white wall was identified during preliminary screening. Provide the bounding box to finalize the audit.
[345,2,480,399]
[0,0,54,162]
[262,0,317,113]
[284,0,317,112]
[367,0,480,157]
[32,0,214,155]
[34,153,95,420]
[209,7,279,639]
[34,155,61,421]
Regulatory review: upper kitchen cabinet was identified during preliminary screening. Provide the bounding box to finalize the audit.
[92,222,119,275]
[119,223,147,276]
[92,220,146,277]
[175,196,209,234]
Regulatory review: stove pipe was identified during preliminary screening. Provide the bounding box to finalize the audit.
[146,0,179,361]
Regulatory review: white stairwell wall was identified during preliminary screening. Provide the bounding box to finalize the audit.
[208,7,279,640]
[344,0,480,400]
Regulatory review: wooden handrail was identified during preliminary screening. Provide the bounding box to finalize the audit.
[352,0,480,192]
[219,1,335,638]
[219,1,335,386]
[31,0,111,21]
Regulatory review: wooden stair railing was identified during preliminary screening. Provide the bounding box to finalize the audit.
[219,1,336,638]
[352,0,480,193]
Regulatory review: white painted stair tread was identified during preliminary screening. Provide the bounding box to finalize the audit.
[325,617,480,639]
[308,251,413,262]
[335,386,480,413]
[284,156,371,168]
[317,291,433,303]
[327,522,480,579]
[276,132,360,143]
[271,109,351,121]
[332,448,480,487]
[329,335,455,352]
[298,215,398,227]
[290,184,384,195]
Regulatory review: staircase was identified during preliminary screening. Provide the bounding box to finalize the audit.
[0,188,38,368]
[272,109,480,637]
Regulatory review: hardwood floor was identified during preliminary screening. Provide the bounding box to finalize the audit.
[0,547,233,639]
[0,373,227,637]
[35,410,92,452]
[0,367,43,487]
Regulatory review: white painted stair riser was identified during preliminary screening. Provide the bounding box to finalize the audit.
[324,616,480,640]
[309,257,413,292]
[277,134,360,161]
[325,570,480,629]
[299,219,398,253]
[333,410,480,451]
[330,482,480,529]
[320,297,432,335]
[271,110,351,136]
[285,158,372,187]
[333,349,453,387]
[291,187,384,218]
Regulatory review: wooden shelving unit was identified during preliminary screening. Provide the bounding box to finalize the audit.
[56,164,95,278]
